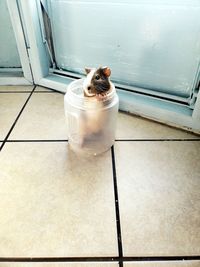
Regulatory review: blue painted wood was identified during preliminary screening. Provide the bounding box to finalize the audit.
[48,0,200,98]
[39,74,200,133]
[0,0,21,68]
[10,0,198,132]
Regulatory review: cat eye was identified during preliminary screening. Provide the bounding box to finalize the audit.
[95,75,100,80]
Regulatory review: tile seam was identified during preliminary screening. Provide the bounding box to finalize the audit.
[0,85,36,152]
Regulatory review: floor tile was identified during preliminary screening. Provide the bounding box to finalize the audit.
[0,85,34,92]
[9,93,68,140]
[0,142,117,257]
[35,86,54,92]
[115,141,200,256]
[124,261,200,266]
[0,93,29,140]
[0,263,118,267]
[116,112,199,139]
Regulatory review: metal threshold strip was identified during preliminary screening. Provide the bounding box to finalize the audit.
[50,68,192,108]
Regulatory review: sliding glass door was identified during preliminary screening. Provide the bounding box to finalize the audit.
[48,0,200,103]
[6,0,200,132]
[0,0,32,85]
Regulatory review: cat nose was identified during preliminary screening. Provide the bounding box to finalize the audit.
[88,86,91,90]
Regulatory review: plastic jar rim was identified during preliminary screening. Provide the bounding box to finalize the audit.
[66,78,116,109]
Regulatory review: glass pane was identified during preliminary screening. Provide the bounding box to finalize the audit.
[48,0,200,97]
[0,0,21,68]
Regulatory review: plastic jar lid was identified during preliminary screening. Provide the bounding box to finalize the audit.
[66,78,116,110]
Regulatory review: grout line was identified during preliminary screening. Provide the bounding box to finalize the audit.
[0,90,61,94]
[0,257,119,262]
[3,139,200,143]
[6,139,68,143]
[111,146,123,267]
[0,91,33,93]
[0,86,63,94]
[0,86,36,152]
[34,91,60,93]
[115,138,200,142]
[123,256,200,261]
[34,89,64,94]
[0,255,199,262]
[34,85,65,94]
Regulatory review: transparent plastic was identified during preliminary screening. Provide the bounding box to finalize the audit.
[64,78,119,156]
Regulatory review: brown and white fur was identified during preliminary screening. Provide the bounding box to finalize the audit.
[83,66,112,98]
[79,66,113,146]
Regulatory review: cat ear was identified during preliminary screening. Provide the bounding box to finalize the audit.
[85,67,92,74]
[102,66,111,77]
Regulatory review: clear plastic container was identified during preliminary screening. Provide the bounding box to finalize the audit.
[64,78,119,156]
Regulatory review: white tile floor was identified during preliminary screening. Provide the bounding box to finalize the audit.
[0,85,200,267]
